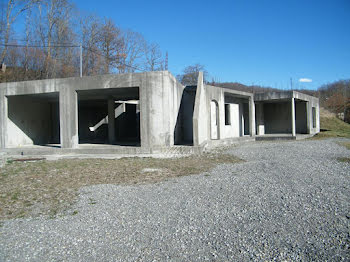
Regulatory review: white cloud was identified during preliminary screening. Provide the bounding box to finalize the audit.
[299,78,312,83]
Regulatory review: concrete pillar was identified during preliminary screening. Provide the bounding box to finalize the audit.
[59,87,78,148]
[108,99,116,144]
[0,89,8,149]
[249,96,256,136]
[291,97,296,136]
[139,76,151,149]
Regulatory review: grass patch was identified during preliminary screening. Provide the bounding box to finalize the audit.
[338,157,350,163]
[313,110,350,139]
[340,142,350,150]
[0,153,241,220]
[337,142,350,163]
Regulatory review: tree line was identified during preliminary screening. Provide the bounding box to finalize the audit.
[0,0,167,82]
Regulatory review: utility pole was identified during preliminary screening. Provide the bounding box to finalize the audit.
[290,78,293,90]
[344,82,347,122]
[80,44,82,78]
[165,51,168,71]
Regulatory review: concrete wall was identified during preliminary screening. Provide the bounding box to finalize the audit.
[193,74,255,146]
[222,96,246,138]
[0,71,185,150]
[293,92,320,134]
[0,74,320,150]
[255,91,320,135]
[193,72,209,146]
[6,95,59,147]
[264,102,292,134]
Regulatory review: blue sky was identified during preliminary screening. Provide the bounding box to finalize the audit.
[75,0,349,89]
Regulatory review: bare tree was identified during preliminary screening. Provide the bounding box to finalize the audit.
[117,30,145,73]
[0,0,167,82]
[79,14,103,75]
[144,42,163,71]
[0,0,39,64]
[97,18,122,74]
[177,64,208,86]
[35,0,75,78]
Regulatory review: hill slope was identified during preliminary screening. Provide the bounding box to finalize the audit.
[315,108,350,138]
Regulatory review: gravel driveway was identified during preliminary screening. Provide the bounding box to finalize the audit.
[1,138,349,261]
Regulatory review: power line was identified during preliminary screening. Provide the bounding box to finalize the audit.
[1,43,147,73]
[0,43,79,48]
[3,38,78,46]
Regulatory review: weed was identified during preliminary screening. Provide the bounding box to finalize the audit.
[338,157,350,163]
[11,192,19,201]
[88,198,97,205]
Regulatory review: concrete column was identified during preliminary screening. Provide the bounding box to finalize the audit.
[291,97,296,136]
[108,99,116,144]
[139,75,151,149]
[249,96,256,136]
[59,87,78,148]
[0,89,8,149]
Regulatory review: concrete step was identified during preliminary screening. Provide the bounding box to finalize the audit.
[256,136,296,141]
[1,145,204,158]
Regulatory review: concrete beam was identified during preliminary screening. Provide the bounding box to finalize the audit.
[59,87,78,148]
[291,97,296,136]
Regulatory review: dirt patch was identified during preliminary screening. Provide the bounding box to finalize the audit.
[0,153,241,220]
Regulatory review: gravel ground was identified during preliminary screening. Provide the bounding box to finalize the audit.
[0,138,349,261]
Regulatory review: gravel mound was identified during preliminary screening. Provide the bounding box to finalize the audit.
[1,138,349,261]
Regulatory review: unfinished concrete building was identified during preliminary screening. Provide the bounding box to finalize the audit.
[0,71,320,155]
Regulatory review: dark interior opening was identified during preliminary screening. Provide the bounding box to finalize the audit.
[225,104,231,125]
[77,87,140,146]
[262,100,308,134]
[243,102,250,135]
[174,86,196,145]
[295,100,308,134]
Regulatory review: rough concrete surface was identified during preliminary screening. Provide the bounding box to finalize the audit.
[0,139,349,261]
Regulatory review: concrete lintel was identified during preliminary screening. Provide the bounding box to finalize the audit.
[0,71,179,96]
[255,90,319,103]
[205,84,253,98]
